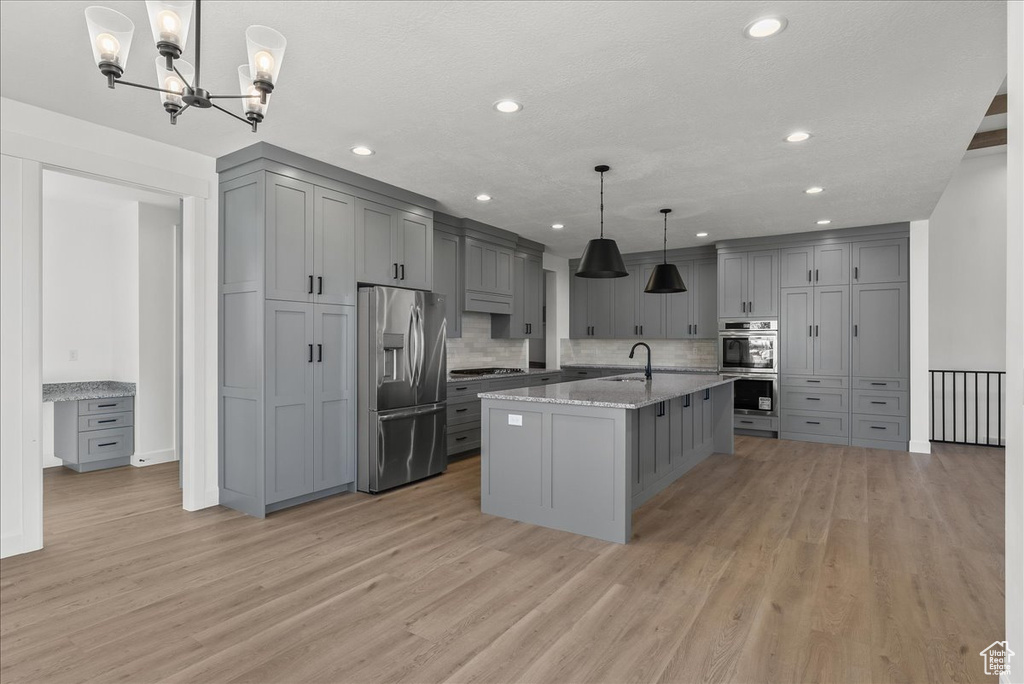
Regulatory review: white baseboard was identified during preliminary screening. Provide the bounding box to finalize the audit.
[133,448,178,467]
[42,452,62,468]
[909,439,932,454]
[1,531,42,559]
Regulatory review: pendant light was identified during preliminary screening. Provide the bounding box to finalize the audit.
[576,165,628,278]
[644,209,687,293]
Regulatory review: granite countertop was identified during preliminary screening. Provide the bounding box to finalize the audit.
[42,381,136,403]
[447,368,558,384]
[562,363,720,374]
[478,373,736,410]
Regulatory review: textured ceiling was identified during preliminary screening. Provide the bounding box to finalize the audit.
[0,1,1007,257]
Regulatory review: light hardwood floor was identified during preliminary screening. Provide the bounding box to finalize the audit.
[0,437,1004,684]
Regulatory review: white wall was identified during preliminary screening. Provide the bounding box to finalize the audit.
[543,253,570,369]
[929,150,1007,371]
[1004,0,1023,678]
[137,202,179,466]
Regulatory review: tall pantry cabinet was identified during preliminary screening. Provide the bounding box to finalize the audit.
[217,144,435,516]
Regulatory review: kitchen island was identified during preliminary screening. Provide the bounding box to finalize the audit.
[478,373,735,543]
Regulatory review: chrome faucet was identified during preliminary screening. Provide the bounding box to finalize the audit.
[629,342,652,380]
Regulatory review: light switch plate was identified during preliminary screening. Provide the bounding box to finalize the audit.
[508,414,523,426]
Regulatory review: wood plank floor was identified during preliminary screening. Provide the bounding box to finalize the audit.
[0,437,1004,683]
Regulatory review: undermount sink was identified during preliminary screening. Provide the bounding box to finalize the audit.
[601,376,648,383]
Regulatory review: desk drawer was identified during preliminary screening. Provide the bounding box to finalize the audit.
[852,390,908,416]
[79,396,134,416]
[78,411,134,432]
[447,401,481,426]
[77,427,134,463]
[782,388,849,413]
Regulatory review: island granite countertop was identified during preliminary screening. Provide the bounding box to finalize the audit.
[43,381,136,403]
[478,373,735,410]
[561,363,720,374]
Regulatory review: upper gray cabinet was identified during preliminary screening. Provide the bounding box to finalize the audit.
[464,236,514,314]
[637,263,666,338]
[780,243,850,288]
[314,187,356,305]
[432,226,462,338]
[666,258,716,339]
[852,238,908,284]
[780,287,814,376]
[719,249,778,318]
[852,282,909,378]
[569,271,614,338]
[354,198,433,291]
[492,251,544,339]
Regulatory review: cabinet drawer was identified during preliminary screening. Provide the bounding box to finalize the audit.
[853,378,906,391]
[852,415,908,441]
[449,383,482,400]
[782,388,849,413]
[447,425,481,454]
[79,396,134,416]
[782,376,848,389]
[78,411,134,432]
[734,415,778,431]
[782,411,849,438]
[852,390,908,416]
[447,401,481,426]
[529,374,562,386]
[77,427,134,463]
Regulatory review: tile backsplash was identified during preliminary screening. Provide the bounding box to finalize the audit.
[447,313,529,370]
[560,338,718,369]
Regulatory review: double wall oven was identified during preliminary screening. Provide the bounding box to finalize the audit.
[719,320,778,418]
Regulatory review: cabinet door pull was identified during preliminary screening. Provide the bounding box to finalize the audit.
[400,264,405,280]
[308,344,313,363]
[808,269,812,283]
[815,325,819,337]
[854,266,859,280]
[806,421,820,425]
[806,397,821,401]
[97,441,118,447]
[455,386,468,391]
[97,419,117,424]
[871,382,887,386]
[806,379,821,383]
[809,325,813,337]
[393,263,399,279]
[684,395,690,407]
[317,276,323,295]
[640,325,644,335]
[704,389,710,400]
[870,425,887,430]
[97,403,117,408]
[455,408,468,413]
[693,324,697,335]
[870,400,887,405]
[815,269,819,282]
[317,344,323,362]
[634,325,638,335]
[741,301,746,313]
[853,324,858,337]
[308,275,314,294]
[740,419,754,424]
[455,436,468,442]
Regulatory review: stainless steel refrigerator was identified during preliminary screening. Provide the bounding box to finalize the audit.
[357,286,447,493]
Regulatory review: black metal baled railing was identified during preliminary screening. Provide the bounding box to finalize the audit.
[930,369,1006,447]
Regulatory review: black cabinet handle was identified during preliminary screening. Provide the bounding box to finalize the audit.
[806,397,821,401]
[640,325,644,335]
[815,325,819,337]
[704,389,710,400]
[853,324,858,337]
[455,386,468,391]
[748,301,753,312]
[634,325,638,335]
[308,344,313,362]
[693,324,697,335]
[455,436,467,442]
[806,380,821,383]
[317,276,323,295]
[741,301,746,313]
[808,269,812,283]
[393,263,398,279]
[870,426,887,430]
[455,408,468,413]
[806,421,820,425]
[400,264,405,280]
[308,275,314,294]
[684,395,690,407]
[871,382,887,386]
[97,419,117,424]
[815,269,819,282]
[740,420,753,424]
[871,401,887,405]
[809,325,813,337]
[97,403,116,408]
[317,344,322,362]
[98,442,118,447]
[854,266,859,280]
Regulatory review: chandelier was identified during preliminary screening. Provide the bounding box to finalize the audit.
[84,0,286,132]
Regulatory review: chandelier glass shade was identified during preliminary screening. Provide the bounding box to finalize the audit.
[85,0,286,131]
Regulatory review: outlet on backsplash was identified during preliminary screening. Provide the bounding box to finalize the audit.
[446,313,529,370]
[560,338,718,369]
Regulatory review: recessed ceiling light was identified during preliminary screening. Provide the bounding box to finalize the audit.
[805,186,824,194]
[350,146,374,156]
[785,131,811,143]
[493,100,523,113]
[476,194,492,202]
[816,220,831,225]
[551,223,564,230]
[696,232,709,238]
[745,16,787,39]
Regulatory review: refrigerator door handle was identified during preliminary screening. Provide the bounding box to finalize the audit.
[378,403,446,421]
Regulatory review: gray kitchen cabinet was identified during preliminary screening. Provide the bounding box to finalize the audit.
[314,187,356,305]
[354,198,433,290]
[523,253,544,338]
[780,246,814,288]
[612,270,639,338]
[432,227,463,338]
[569,271,614,338]
[780,243,849,287]
[780,287,814,376]
[492,251,544,339]
[718,249,778,318]
[313,304,356,491]
[814,285,850,376]
[53,396,135,472]
[264,300,315,504]
[665,261,693,338]
[852,238,907,284]
[464,236,515,313]
[852,282,909,379]
[637,263,666,338]
[265,174,315,302]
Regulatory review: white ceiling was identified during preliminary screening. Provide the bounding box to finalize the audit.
[1,1,1007,257]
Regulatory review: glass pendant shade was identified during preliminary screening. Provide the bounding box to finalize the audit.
[154,57,193,109]
[85,6,135,72]
[145,1,193,54]
[645,263,687,293]
[577,239,628,278]
[245,25,287,88]
[238,65,270,117]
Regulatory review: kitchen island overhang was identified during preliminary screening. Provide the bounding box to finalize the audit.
[478,374,736,544]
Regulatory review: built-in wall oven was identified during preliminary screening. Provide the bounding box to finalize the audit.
[719,321,778,417]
